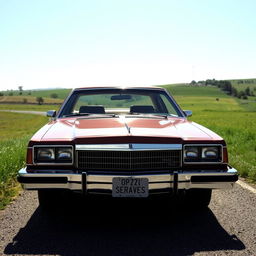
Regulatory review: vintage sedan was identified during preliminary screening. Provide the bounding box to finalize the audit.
[18,86,238,209]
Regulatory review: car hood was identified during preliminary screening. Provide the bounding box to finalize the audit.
[31,116,223,144]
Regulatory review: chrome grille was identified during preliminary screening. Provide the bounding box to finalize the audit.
[77,150,181,170]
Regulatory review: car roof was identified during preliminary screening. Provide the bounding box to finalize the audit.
[74,86,166,91]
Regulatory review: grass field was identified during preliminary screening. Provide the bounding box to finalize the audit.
[0,104,62,112]
[0,112,48,209]
[0,95,64,104]
[238,99,256,112]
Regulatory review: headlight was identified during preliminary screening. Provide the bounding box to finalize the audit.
[202,147,218,159]
[56,148,72,160]
[184,146,199,159]
[184,145,222,163]
[34,146,73,164]
[36,148,55,161]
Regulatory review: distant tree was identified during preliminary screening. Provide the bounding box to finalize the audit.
[211,79,217,86]
[205,79,212,86]
[190,80,196,85]
[198,80,205,85]
[231,87,238,97]
[242,95,248,100]
[8,92,13,96]
[23,98,28,104]
[218,80,232,94]
[28,91,31,95]
[224,81,232,94]
[0,92,4,96]
[50,93,58,99]
[18,86,23,95]
[238,91,246,99]
[217,80,225,88]
[245,87,251,96]
[36,97,44,105]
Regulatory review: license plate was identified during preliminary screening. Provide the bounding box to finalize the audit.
[112,177,149,198]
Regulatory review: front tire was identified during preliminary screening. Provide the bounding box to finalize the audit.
[38,189,68,211]
[185,189,212,209]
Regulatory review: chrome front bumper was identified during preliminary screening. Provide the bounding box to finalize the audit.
[18,167,238,194]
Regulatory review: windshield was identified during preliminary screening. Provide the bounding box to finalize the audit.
[58,89,183,118]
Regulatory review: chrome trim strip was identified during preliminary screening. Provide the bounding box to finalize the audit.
[183,144,223,164]
[76,144,129,150]
[76,150,78,168]
[76,144,182,151]
[33,145,74,166]
[18,168,81,180]
[178,166,237,189]
[87,183,171,191]
[86,174,172,183]
[132,144,182,150]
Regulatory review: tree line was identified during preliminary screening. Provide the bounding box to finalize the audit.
[190,79,255,99]
[0,86,59,105]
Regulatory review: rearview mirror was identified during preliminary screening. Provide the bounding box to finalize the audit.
[111,94,132,100]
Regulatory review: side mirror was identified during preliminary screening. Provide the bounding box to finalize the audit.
[46,110,56,118]
[183,110,192,117]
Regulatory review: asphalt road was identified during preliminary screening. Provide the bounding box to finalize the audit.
[0,184,255,256]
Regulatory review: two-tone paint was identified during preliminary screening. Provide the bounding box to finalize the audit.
[18,87,238,195]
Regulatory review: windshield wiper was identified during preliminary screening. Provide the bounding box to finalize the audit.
[127,113,172,119]
[62,113,118,118]
[153,113,178,118]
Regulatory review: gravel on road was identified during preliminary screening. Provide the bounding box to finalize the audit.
[0,184,255,256]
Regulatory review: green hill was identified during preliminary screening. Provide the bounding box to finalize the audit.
[229,78,256,92]
[163,84,229,97]
[0,88,72,100]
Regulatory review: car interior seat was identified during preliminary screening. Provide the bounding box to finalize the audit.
[79,105,105,114]
[130,105,155,114]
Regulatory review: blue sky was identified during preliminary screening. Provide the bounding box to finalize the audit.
[0,0,256,90]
